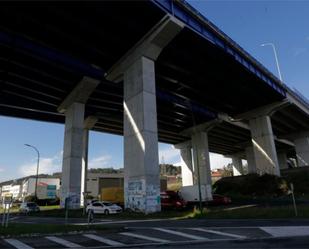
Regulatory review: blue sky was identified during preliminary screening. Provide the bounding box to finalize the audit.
[0,1,309,182]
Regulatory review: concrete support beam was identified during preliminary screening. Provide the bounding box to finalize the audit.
[191,132,212,201]
[106,15,184,82]
[123,56,160,213]
[81,116,98,206]
[231,157,243,176]
[235,100,291,120]
[245,146,257,174]
[249,115,280,176]
[278,152,288,170]
[294,136,309,166]
[61,102,85,208]
[58,77,100,113]
[181,119,221,137]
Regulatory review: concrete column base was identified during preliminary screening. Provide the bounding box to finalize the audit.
[245,146,257,174]
[192,132,212,201]
[249,115,280,176]
[232,157,243,176]
[278,152,288,170]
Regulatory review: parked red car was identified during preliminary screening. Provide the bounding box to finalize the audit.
[160,191,187,209]
[207,194,231,205]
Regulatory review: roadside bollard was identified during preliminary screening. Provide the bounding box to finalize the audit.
[87,210,94,227]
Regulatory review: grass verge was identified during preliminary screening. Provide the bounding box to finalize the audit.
[191,204,309,219]
[28,207,193,219]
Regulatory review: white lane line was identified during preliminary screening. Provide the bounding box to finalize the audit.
[260,226,309,238]
[120,232,170,243]
[45,236,83,248]
[153,228,208,240]
[4,239,34,249]
[83,234,124,246]
[191,228,246,239]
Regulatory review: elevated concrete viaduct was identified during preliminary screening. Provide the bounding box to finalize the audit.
[0,1,309,212]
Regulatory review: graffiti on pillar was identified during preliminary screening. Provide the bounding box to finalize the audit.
[125,180,160,213]
[60,189,80,209]
[145,184,160,213]
[126,180,146,212]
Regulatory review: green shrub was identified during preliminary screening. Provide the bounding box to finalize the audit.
[24,195,38,203]
[213,173,289,197]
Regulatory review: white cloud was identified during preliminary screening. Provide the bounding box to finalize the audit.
[172,152,232,170]
[88,154,112,169]
[19,152,62,177]
[293,47,307,56]
[209,153,232,169]
[159,146,180,164]
[18,151,113,176]
[0,168,4,172]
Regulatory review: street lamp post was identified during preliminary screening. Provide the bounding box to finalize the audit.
[24,144,40,199]
[261,43,283,82]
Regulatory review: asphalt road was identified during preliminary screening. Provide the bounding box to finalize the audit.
[123,236,309,249]
[1,216,309,248]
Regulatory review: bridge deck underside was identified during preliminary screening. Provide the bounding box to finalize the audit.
[0,2,303,155]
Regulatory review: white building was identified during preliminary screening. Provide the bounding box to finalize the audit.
[22,177,60,199]
[0,176,60,200]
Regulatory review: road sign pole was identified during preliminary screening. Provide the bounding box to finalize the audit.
[5,205,10,228]
[290,183,298,217]
[65,197,69,225]
[2,205,6,227]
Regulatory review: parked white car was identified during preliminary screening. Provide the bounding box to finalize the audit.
[86,201,122,215]
[19,202,40,214]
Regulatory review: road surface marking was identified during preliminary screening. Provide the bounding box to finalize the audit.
[9,217,19,221]
[83,234,124,246]
[120,232,170,243]
[190,228,246,239]
[74,218,167,226]
[153,228,208,240]
[260,226,309,237]
[4,239,34,249]
[45,236,82,248]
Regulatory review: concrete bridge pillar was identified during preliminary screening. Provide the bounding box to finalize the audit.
[58,77,100,208]
[61,102,85,208]
[231,157,243,176]
[245,146,257,174]
[106,16,184,213]
[123,56,160,213]
[277,152,288,170]
[81,116,98,206]
[174,141,194,187]
[192,132,212,200]
[294,136,309,166]
[249,115,280,176]
[180,147,194,186]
